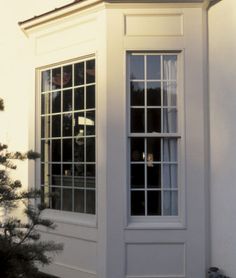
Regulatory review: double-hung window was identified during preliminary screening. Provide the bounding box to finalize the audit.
[128,53,179,217]
[40,57,96,214]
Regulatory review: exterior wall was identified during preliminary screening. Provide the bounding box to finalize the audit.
[209,0,236,277]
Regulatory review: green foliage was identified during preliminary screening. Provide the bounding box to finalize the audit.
[0,99,63,278]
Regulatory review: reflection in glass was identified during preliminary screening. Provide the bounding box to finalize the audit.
[131,108,144,133]
[147,55,161,80]
[86,138,95,162]
[147,82,161,106]
[52,115,61,137]
[63,164,73,187]
[130,138,144,162]
[163,82,177,106]
[147,138,161,162]
[74,189,84,212]
[74,62,84,86]
[163,108,177,133]
[131,164,144,188]
[63,139,72,162]
[41,70,51,92]
[74,164,85,187]
[147,164,161,188]
[130,55,144,80]
[74,87,84,111]
[52,164,61,186]
[74,138,84,162]
[163,164,177,188]
[86,60,95,84]
[86,85,95,109]
[63,90,72,112]
[52,91,61,113]
[131,191,145,215]
[86,111,95,135]
[86,164,95,188]
[147,191,161,215]
[52,140,61,162]
[86,190,95,214]
[63,113,72,137]
[51,187,61,210]
[163,139,177,162]
[130,82,144,106]
[63,65,72,88]
[52,67,61,90]
[163,191,178,215]
[62,189,72,211]
[147,108,161,133]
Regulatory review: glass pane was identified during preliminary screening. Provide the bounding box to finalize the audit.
[163,82,177,106]
[130,82,144,106]
[130,138,144,162]
[86,138,95,162]
[51,187,61,210]
[74,87,84,111]
[74,189,84,212]
[85,111,95,135]
[147,164,161,188]
[41,94,45,114]
[163,164,177,188]
[52,67,62,90]
[74,112,84,137]
[41,70,51,92]
[63,65,72,88]
[147,138,161,162]
[147,55,161,80]
[130,55,144,80]
[74,138,84,162]
[74,164,85,187]
[86,85,95,109]
[131,108,145,133]
[63,90,72,112]
[63,113,72,136]
[74,62,84,86]
[52,140,61,162]
[147,191,161,215]
[41,164,45,185]
[163,108,177,133]
[86,190,95,214]
[62,164,73,187]
[131,164,144,188]
[163,139,177,162]
[147,108,161,133]
[147,82,161,106]
[131,191,145,215]
[163,191,178,216]
[62,189,72,211]
[51,164,61,186]
[163,55,177,80]
[41,117,45,138]
[63,139,72,162]
[86,60,95,84]
[86,164,95,188]
[52,91,61,113]
[52,115,61,137]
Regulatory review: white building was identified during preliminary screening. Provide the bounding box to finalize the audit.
[1,0,235,277]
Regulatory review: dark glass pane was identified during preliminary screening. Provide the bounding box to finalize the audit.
[130,82,144,106]
[52,91,61,113]
[63,90,72,112]
[163,108,177,133]
[147,108,161,133]
[74,62,84,86]
[41,95,45,114]
[147,191,161,215]
[52,115,61,137]
[41,140,45,162]
[74,138,84,162]
[51,187,61,210]
[163,139,177,162]
[41,70,51,92]
[41,164,45,185]
[147,138,161,162]
[74,164,85,187]
[86,59,95,84]
[86,190,95,214]
[86,178,95,189]
[52,140,61,162]
[131,191,145,215]
[74,87,84,110]
[86,164,96,189]
[147,55,161,80]
[131,108,145,133]
[147,164,161,188]
[86,111,95,135]
[74,112,85,137]
[63,65,72,88]
[62,189,72,211]
[130,55,144,80]
[74,189,84,213]
[41,117,45,138]
[52,164,61,186]
[63,113,72,137]
[131,164,144,188]
[163,164,177,188]
[86,85,95,109]
[86,138,95,162]
[163,82,177,106]
[62,139,72,162]
[130,138,144,162]
[163,191,178,216]
[147,82,161,106]
[52,67,62,90]
[62,164,73,187]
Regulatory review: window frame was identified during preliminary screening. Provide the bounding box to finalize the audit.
[126,51,186,228]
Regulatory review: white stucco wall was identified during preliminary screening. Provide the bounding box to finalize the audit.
[209,0,236,277]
